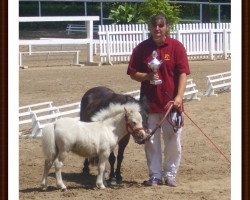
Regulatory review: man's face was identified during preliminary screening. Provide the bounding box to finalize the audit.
[150,19,168,43]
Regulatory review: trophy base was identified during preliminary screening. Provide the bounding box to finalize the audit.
[150,79,162,85]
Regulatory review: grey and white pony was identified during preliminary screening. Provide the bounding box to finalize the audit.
[41,102,147,190]
[80,86,149,184]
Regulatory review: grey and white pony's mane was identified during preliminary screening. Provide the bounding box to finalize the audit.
[91,102,141,122]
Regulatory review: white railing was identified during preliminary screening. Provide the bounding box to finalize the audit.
[19,39,100,66]
[19,22,230,66]
[98,23,231,65]
[19,101,54,125]
[170,29,231,60]
[98,24,148,65]
[19,50,81,66]
[173,23,231,30]
[66,24,99,34]
[19,16,99,63]
[204,71,231,96]
[19,81,201,137]
[123,78,200,101]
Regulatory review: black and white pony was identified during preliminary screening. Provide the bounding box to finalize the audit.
[41,102,147,190]
[80,86,149,184]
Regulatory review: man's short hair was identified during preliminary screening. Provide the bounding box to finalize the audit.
[150,13,169,26]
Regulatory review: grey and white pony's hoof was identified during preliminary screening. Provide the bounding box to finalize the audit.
[61,187,67,192]
[57,184,67,191]
[41,181,48,191]
[41,185,47,191]
[96,183,106,189]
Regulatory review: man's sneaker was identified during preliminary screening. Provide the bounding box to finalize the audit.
[143,177,162,186]
[165,177,177,187]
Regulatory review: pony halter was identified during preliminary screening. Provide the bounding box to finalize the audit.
[124,114,145,136]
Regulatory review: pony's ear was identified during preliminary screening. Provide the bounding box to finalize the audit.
[124,107,128,114]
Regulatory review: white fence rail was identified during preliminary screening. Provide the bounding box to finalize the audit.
[19,16,99,63]
[170,29,231,60]
[66,24,99,34]
[98,24,148,65]
[204,71,231,96]
[30,102,81,137]
[98,23,231,64]
[19,50,81,66]
[19,22,230,66]
[19,81,200,138]
[19,101,54,125]
[173,23,231,30]
[19,39,100,66]
[123,78,200,101]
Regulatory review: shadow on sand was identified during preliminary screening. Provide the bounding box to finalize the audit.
[20,171,142,193]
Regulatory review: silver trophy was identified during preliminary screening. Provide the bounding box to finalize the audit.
[148,51,162,85]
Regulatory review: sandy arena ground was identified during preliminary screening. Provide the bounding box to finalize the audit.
[19,59,231,200]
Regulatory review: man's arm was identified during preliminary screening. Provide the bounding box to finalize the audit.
[174,73,187,107]
[130,72,157,82]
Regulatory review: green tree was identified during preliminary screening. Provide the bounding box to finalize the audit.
[108,0,180,27]
[139,0,180,26]
[108,3,144,24]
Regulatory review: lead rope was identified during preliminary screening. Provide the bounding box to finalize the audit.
[182,110,231,164]
[146,101,181,138]
[146,99,230,164]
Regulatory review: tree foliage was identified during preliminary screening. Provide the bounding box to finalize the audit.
[108,3,144,24]
[139,0,180,26]
[108,0,180,26]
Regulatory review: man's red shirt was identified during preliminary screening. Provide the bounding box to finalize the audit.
[127,35,190,113]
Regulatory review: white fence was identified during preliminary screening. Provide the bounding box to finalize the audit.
[66,24,99,34]
[19,82,200,137]
[19,22,230,66]
[98,23,231,65]
[19,16,99,63]
[204,71,231,96]
[19,101,54,125]
[173,23,231,30]
[98,24,148,65]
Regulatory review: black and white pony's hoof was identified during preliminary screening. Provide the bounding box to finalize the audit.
[108,177,123,185]
[109,177,117,185]
[82,168,90,176]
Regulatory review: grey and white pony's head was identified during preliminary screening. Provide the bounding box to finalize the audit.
[91,102,147,144]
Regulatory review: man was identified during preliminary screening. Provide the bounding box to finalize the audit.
[127,13,190,187]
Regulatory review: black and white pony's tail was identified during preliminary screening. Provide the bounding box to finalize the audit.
[42,123,57,161]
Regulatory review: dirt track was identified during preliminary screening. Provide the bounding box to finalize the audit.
[19,60,231,200]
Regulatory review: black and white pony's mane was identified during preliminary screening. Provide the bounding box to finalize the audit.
[91,102,141,122]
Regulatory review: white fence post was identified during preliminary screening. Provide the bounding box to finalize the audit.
[75,51,79,64]
[223,29,228,59]
[29,44,31,55]
[19,52,22,66]
[105,30,112,65]
[209,29,214,60]
[177,30,181,41]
